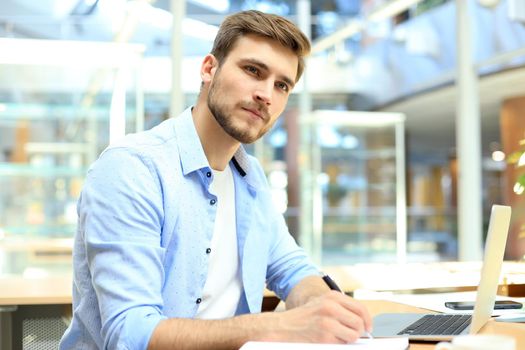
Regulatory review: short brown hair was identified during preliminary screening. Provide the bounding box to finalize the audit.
[211,10,311,82]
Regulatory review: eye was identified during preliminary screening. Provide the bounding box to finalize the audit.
[245,65,259,75]
[276,81,289,92]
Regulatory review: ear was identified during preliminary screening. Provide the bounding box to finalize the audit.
[200,54,219,85]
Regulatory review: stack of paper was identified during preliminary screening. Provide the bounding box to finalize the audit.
[240,338,409,349]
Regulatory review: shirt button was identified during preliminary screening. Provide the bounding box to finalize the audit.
[206,248,211,254]
[210,199,216,205]
[196,298,202,304]
[206,172,211,178]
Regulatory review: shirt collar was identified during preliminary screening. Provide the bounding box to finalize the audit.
[173,107,255,185]
[232,145,260,191]
[172,107,209,176]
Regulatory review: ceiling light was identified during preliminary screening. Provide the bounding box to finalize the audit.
[491,150,505,162]
[513,182,525,195]
[318,125,341,147]
[269,128,287,147]
[341,135,359,149]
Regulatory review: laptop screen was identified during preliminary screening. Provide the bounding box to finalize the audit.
[470,205,512,333]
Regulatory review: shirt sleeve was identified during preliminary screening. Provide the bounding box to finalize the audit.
[265,212,320,302]
[80,146,167,349]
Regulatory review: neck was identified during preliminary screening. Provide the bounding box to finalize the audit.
[192,98,241,171]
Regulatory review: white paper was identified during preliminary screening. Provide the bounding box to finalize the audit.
[240,338,408,350]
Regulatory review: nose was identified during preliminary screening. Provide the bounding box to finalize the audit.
[254,81,272,106]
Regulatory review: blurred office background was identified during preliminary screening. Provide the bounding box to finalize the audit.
[1,0,525,277]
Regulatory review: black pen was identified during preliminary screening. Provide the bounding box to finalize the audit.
[322,274,342,292]
[322,274,373,339]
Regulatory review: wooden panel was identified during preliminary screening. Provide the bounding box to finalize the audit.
[500,96,525,259]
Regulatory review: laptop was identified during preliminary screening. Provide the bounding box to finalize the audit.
[372,204,511,341]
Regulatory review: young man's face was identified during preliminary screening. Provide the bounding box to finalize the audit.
[206,34,299,144]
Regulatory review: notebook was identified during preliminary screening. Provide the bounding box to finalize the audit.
[372,204,511,341]
[240,338,408,349]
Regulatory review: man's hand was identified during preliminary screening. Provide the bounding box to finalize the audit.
[148,276,373,349]
[264,290,373,344]
[148,291,372,349]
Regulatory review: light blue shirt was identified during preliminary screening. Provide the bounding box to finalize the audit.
[60,107,319,350]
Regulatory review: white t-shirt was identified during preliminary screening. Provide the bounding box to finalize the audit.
[195,165,242,319]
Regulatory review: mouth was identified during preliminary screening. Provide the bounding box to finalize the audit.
[242,107,264,121]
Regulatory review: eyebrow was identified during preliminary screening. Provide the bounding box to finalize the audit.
[241,58,296,89]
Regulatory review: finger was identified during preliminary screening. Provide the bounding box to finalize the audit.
[348,301,373,332]
[317,317,360,344]
[328,317,362,344]
[329,293,373,332]
[336,327,361,344]
[334,306,367,335]
[317,295,366,335]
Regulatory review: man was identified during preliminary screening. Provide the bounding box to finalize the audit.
[60,10,372,350]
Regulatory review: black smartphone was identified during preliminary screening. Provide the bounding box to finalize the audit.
[445,300,523,310]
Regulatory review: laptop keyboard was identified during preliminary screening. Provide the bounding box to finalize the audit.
[397,314,472,336]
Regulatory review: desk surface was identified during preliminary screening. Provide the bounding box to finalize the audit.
[0,277,523,349]
[0,275,71,305]
[363,300,525,349]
